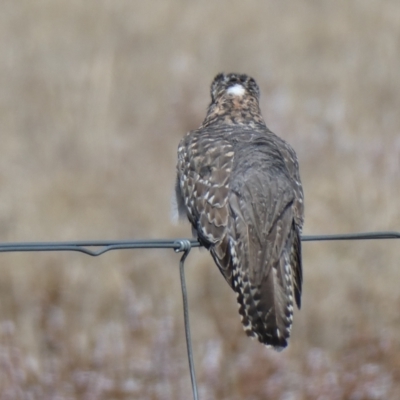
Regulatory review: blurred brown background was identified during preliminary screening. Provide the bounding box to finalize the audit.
[0,1,400,399]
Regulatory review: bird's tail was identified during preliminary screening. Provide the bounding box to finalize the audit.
[231,243,294,349]
[228,200,297,350]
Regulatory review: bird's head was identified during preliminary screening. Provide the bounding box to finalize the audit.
[202,73,265,128]
[210,73,260,103]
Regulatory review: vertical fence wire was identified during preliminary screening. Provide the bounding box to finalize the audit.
[176,240,199,400]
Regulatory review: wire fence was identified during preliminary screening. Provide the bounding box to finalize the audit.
[1,231,400,400]
[0,231,399,255]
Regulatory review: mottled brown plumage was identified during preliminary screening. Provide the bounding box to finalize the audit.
[175,73,304,349]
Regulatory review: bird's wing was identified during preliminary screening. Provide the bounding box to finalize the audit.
[271,133,304,230]
[270,134,303,308]
[176,130,236,283]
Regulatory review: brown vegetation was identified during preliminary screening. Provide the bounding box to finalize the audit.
[0,1,399,398]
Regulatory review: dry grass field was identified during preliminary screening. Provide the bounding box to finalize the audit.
[1,1,400,399]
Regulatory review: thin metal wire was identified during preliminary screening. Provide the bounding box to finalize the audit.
[0,231,398,255]
[301,231,400,241]
[0,239,201,256]
[176,240,199,400]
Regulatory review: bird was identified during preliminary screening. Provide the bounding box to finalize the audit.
[174,73,304,350]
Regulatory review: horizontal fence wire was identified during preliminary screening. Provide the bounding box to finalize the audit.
[0,231,399,256]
